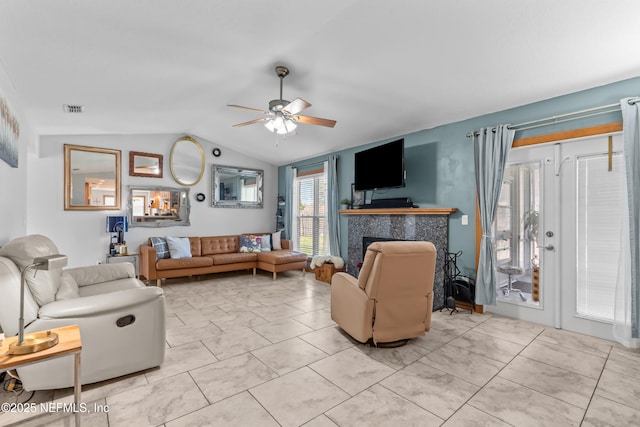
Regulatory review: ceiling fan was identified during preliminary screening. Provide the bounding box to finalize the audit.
[228,65,336,135]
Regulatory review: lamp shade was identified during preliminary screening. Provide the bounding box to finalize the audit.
[106,216,128,233]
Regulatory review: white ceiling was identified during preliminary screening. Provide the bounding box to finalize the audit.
[1,0,639,166]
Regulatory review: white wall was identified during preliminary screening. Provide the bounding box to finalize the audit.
[29,133,277,267]
[0,65,32,244]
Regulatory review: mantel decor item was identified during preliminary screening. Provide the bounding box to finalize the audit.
[351,183,365,209]
[10,254,68,355]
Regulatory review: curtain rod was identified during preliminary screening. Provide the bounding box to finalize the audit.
[466,97,639,138]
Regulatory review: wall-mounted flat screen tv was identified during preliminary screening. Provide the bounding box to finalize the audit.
[354,138,405,191]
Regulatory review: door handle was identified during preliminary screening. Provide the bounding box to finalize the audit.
[537,244,554,251]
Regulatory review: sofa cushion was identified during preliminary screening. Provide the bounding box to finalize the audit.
[201,236,239,255]
[25,270,62,306]
[259,234,272,252]
[239,235,261,253]
[210,252,258,265]
[56,271,80,300]
[0,234,64,306]
[0,234,60,269]
[78,278,143,297]
[156,256,213,271]
[257,250,307,265]
[271,230,283,250]
[166,236,192,259]
[150,237,170,260]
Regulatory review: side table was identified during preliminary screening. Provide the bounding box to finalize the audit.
[106,253,140,278]
[0,325,82,426]
[314,263,346,284]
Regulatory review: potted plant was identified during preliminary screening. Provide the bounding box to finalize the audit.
[340,198,351,210]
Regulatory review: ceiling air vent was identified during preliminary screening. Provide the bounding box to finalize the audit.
[63,104,85,113]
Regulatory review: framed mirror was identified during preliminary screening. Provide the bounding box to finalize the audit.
[169,135,205,186]
[64,144,121,211]
[212,165,263,208]
[129,151,163,178]
[127,186,190,227]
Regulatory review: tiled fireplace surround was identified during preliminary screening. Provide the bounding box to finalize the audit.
[344,209,454,309]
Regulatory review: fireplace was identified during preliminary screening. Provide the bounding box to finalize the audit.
[343,208,456,310]
[362,236,410,259]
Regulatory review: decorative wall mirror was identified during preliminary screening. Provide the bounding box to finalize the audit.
[129,151,163,178]
[127,186,190,227]
[169,135,205,186]
[212,165,263,208]
[64,144,121,211]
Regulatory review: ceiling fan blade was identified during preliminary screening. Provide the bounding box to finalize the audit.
[227,104,268,114]
[282,98,311,115]
[294,115,337,128]
[232,117,269,127]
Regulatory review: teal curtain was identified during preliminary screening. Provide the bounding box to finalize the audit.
[284,166,295,241]
[614,97,640,348]
[327,155,341,257]
[473,124,515,305]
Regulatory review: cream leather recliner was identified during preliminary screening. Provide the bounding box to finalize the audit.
[331,241,437,344]
[0,235,166,391]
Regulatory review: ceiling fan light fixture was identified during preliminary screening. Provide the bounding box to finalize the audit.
[230,65,335,134]
[265,113,297,135]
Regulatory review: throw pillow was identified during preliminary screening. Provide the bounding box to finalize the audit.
[150,237,170,260]
[56,271,80,300]
[239,235,261,253]
[271,230,283,250]
[260,234,272,252]
[165,236,192,259]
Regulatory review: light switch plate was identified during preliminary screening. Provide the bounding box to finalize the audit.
[461,215,469,225]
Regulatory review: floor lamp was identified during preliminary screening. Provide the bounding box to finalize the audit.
[9,254,68,355]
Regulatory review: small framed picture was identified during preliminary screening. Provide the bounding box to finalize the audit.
[351,183,365,208]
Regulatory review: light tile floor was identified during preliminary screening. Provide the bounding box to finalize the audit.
[2,271,640,426]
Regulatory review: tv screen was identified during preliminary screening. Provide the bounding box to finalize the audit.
[354,139,405,191]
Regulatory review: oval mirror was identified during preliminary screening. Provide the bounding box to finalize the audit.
[169,136,205,186]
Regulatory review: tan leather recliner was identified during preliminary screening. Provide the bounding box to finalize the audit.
[331,241,437,344]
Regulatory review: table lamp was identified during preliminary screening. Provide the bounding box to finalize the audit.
[106,215,128,243]
[9,254,68,355]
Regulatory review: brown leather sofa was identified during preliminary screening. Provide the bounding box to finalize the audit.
[330,241,437,344]
[139,235,307,286]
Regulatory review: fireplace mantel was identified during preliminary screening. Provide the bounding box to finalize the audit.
[340,207,456,215]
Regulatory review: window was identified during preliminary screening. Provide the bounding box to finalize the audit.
[494,161,540,305]
[293,167,328,256]
[576,152,624,321]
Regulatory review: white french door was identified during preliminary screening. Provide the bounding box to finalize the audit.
[488,133,624,341]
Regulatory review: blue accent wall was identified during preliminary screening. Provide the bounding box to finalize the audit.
[279,76,640,277]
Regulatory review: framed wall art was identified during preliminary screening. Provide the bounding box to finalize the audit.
[0,96,20,168]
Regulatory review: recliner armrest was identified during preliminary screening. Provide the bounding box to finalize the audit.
[38,287,164,319]
[66,263,135,287]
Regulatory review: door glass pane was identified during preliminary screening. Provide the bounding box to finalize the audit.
[495,161,541,306]
[576,153,624,321]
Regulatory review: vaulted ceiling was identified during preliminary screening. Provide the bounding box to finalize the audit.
[1,1,639,165]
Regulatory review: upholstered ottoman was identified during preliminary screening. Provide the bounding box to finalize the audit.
[257,248,307,280]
